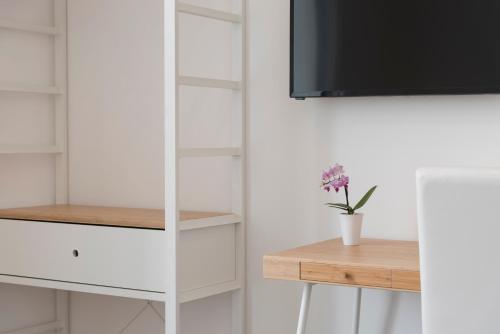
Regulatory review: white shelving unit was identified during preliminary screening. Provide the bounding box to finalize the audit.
[166,0,247,333]
[0,0,246,333]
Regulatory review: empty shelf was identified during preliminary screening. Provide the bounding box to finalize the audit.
[0,205,240,230]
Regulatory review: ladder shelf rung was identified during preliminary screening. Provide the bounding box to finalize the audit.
[0,83,61,95]
[0,19,60,35]
[181,213,241,231]
[178,76,241,90]
[0,145,63,154]
[177,3,242,23]
[179,147,241,157]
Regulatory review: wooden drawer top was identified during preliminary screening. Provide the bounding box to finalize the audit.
[0,205,231,230]
[264,238,420,291]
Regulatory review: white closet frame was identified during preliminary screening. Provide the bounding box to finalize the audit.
[165,0,247,332]
[0,0,246,333]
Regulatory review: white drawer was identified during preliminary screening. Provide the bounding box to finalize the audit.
[0,219,165,292]
[0,219,237,295]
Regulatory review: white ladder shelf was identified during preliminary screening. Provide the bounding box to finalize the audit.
[165,0,246,333]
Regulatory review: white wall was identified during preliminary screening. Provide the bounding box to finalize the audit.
[247,0,500,333]
[67,0,165,209]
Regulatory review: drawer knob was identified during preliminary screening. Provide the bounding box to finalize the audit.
[73,249,79,258]
[344,272,352,279]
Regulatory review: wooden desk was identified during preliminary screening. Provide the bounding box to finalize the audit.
[263,239,420,334]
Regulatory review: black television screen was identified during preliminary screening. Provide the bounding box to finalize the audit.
[291,0,500,98]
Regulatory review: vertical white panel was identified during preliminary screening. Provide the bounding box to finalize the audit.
[54,0,68,204]
[165,0,180,333]
[231,0,246,332]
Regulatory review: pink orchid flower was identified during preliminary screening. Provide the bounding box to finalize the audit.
[321,163,377,215]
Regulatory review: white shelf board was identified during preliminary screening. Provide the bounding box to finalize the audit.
[0,83,61,95]
[180,279,241,303]
[0,145,63,154]
[178,76,241,90]
[177,3,241,23]
[0,19,60,35]
[179,147,241,157]
[0,273,239,304]
[180,214,241,231]
[0,274,164,302]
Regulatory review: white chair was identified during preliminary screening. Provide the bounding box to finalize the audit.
[417,168,500,334]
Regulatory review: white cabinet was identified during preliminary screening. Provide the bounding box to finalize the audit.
[0,217,237,301]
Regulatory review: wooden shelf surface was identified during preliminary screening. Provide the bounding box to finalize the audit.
[264,238,420,291]
[0,205,233,230]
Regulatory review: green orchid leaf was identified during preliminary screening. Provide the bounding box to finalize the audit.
[353,185,377,211]
[326,203,350,208]
[326,204,350,211]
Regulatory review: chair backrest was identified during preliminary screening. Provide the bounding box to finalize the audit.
[417,168,500,334]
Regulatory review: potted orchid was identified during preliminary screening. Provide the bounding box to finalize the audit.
[321,164,377,245]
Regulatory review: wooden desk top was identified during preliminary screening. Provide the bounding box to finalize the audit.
[263,238,420,292]
[0,205,232,230]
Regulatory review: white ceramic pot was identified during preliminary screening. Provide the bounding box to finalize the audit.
[339,213,363,246]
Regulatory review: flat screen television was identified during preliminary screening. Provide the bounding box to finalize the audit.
[291,0,500,99]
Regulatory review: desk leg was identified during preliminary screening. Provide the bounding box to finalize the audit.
[352,288,362,334]
[296,283,314,334]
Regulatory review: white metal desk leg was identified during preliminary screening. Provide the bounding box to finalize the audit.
[297,283,314,334]
[352,288,362,334]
